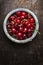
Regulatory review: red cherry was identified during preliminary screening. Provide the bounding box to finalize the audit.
[27,23,31,28]
[25,14,28,18]
[24,21,29,26]
[17,17,21,20]
[19,27,24,32]
[16,18,21,24]
[21,11,28,19]
[12,28,16,33]
[16,30,18,34]
[23,28,27,33]
[23,34,26,39]
[31,24,35,28]
[22,11,27,16]
[30,18,35,23]
[17,32,22,37]
[9,16,16,21]
[21,15,25,19]
[31,26,35,30]
[18,37,23,40]
[28,29,31,33]
[27,33,32,37]
[14,22,19,29]
[7,23,11,29]
[16,11,21,16]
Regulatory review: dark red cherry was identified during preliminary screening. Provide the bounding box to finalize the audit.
[12,28,16,34]
[27,33,32,37]
[27,23,31,28]
[22,11,27,16]
[21,15,25,20]
[31,26,35,30]
[23,28,27,33]
[16,18,21,24]
[9,16,16,21]
[24,21,29,26]
[7,23,11,29]
[30,18,35,23]
[23,34,26,39]
[17,32,23,37]
[19,27,24,32]
[16,11,21,16]
[14,22,19,29]
[18,36,23,40]
[28,29,31,33]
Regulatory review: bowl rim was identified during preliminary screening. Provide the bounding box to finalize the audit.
[3,8,39,43]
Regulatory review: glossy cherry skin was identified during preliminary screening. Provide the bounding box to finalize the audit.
[21,11,28,18]
[18,37,23,40]
[31,26,34,30]
[21,15,25,20]
[16,18,21,24]
[19,27,24,32]
[27,33,32,37]
[28,28,31,33]
[24,21,29,26]
[23,28,27,33]
[9,16,16,21]
[14,22,19,29]
[29,18,35,23]
[17,32,23,37]
[12,28,16,34]
[27,23,31,28]
[23,34,27,39]
[16,11,21,16]
[7,23,11,29]
[22,11,27,16]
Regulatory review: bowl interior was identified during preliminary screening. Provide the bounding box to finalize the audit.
[3,8,39,43]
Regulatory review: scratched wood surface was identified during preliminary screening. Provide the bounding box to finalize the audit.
[0,0,43,65]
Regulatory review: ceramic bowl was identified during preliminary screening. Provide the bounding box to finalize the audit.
[3,8,39,43]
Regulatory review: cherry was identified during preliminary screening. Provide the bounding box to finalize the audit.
[16,18,21,24]
[16,30,18,34]
[23,34,26,39]
[23,28,27,33]
[22,11,27,16]
[18,37,23,40]
[27,33,32,37]
[19,27,24,32]
[7,23,11,29]
[25,14,28,18]
[16,11,21,16]
[17,17,21,20]
[12,28,16,34]
[17,32,22,37]
[30,18,35,23]
[28,28,31,33]
[24,21,29,26]
[21,15,25,20]
[9,16,16,21]
[14,22,19,29]
[21,11,28,19]
[31,26,34,30]
[27,23,31,28]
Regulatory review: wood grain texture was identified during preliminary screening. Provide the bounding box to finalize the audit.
[0,0,43,65]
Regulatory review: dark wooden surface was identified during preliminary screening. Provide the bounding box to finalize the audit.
[0,0,43,65]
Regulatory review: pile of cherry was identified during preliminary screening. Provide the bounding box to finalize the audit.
[7,11,35,40]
